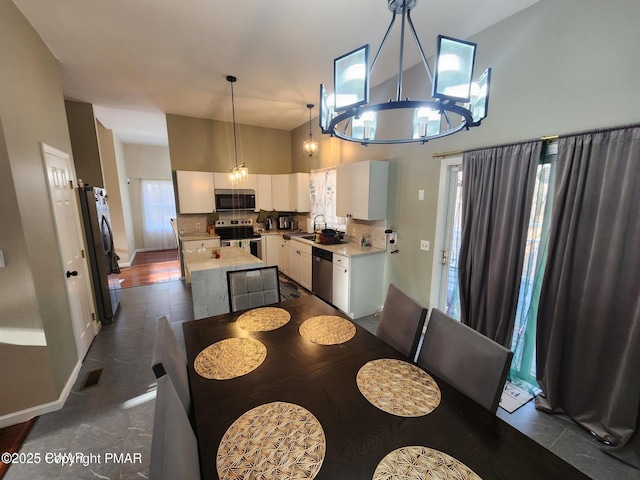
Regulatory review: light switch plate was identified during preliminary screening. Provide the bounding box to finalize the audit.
[420,240,430,251]
[0,250,5,267]
[418,189,425,201]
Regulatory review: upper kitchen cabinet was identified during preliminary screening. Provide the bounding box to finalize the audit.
[272,173,310,212]
[176,170,215,213]
[256,174,273,211]
[213,172,258,192]
[336,160,388,220]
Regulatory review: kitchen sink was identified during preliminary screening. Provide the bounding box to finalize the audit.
[300,234,347,245]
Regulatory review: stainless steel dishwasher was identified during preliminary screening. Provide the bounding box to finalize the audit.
[312,247,333,303]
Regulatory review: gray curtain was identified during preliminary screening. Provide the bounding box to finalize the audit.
[459,141,542,347]
[536,126,640,468]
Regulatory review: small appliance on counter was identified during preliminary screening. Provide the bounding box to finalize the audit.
[278,215,292,230]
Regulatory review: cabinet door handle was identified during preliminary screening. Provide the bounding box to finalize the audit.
[66,270,78,278]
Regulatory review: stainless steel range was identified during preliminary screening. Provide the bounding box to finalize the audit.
[215,218,262,259]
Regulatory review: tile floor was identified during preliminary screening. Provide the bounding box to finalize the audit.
[5,279,639,479]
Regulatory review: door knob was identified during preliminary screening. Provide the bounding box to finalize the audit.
[66,270,78,278]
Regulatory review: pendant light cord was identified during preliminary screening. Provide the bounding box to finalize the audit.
[227,75,239,168]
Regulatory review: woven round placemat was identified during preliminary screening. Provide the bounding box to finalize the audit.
[194,337,266,380]
[237,307,291,331]
[299,315,356,345]
[217,401,326,479]
[373,446,482,480]
[356,359,441,417]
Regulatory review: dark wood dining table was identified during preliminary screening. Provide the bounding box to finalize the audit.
[183,295,590,480]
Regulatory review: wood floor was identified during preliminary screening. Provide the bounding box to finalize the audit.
[0,419,36,478]
[118,249,180,288]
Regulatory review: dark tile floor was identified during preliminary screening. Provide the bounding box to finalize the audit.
[5,279,638,479]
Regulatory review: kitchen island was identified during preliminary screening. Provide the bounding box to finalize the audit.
[183,246,264,319]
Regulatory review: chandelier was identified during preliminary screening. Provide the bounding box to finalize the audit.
[227,75,248,185]
[319,0,491,145]
[303,104,319,157]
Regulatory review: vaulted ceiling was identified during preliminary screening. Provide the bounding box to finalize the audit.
[13,0,539,144]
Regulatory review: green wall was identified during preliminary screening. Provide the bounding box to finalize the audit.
[167,113,292,174]
[0,0,79,417]
[291,0,640,306]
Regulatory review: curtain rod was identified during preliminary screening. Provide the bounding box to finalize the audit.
[431,134,559,158]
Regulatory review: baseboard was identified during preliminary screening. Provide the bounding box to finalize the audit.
[0,359,82,429]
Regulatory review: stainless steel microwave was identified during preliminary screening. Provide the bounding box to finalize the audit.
[214,189,256,211]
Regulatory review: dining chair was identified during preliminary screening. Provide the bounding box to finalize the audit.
[151,316,191,417]
[227,265,281,312]
[376,283,428,360]
[416,308,514,413]
[149,375,201,480]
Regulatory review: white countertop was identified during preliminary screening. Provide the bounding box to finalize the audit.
[182,246,261,272]
[179,232,220,241]
[289,235,385,257]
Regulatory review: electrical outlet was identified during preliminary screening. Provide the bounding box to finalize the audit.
[420,240,430,251]
[196,222,201,229]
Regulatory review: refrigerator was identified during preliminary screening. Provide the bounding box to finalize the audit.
[77,186,121,324]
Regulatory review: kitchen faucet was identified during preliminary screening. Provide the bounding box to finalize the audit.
[313,214,325,232]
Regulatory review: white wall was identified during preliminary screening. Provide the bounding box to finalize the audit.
[123,143,173,250]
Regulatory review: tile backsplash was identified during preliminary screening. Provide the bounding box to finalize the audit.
[176,213,389,250]
[346,218,388,249]
[176,214,208,234]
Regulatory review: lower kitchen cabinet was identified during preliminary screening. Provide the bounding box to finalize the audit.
[332,251,385,319]
[182,238,221,250]
[262,234,281,267]
[280,238,291,276]
[284,240,312,290]
[332,256,350,314]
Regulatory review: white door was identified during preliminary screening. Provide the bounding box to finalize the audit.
[42,144,98,359]
[430,157,463,319]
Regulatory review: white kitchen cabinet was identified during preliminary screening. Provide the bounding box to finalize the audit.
[336,160,388,220]
[299,249,312,291]
[284,241,312,290]
[332,255,350,314]
[262,234,281,267]
[332,251,385,319]
[182,238,221,250]
[291,173,310,212]
[287,243,301,283]
[213,172,233,190]
[176,170,215,213]
[213,172,257,192]
[279,237,291,276]
[272,173,310,212]
[256,174,273,211]
[272,174,290,211]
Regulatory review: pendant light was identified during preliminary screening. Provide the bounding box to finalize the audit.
[303,103,319,158]
[318,0,491,145]
[227,75,248,185]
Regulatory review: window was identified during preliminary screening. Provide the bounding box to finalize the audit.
[141,180,177,250]
[309,168,346,229]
